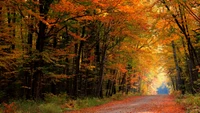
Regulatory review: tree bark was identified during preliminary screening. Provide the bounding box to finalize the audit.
[171,41,185,93]
[96,45,107,98]
[33,0,53,99]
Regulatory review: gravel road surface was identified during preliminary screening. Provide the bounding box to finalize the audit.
[68,95,185,113]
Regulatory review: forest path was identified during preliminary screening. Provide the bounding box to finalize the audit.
[68,95,185,113]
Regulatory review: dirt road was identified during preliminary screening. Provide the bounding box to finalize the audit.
[69,95,185,113]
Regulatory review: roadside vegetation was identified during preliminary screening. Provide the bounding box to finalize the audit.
[0,0,200,112]
[0,92,140,113]
[173,91,200,113]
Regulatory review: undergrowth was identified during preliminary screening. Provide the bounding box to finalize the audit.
[0,92,139,113]
[173,91,200,113]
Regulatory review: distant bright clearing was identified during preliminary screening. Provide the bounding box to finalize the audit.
[147,67,170,95]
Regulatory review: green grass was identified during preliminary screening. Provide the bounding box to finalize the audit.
[74,97,109,109]
[0,92,140,113]
[39,103,62,113]
[14,100,40,113]
[0,93,67,113]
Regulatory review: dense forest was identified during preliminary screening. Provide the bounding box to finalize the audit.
[0,0,199,103]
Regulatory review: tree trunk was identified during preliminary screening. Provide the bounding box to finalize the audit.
[120,73,127,94]
[72,43,78,99]
[96,45,107,98]
[106,80,111,97]
[33,0,53,99]
[170,76,176,91]
[171,41,185,93]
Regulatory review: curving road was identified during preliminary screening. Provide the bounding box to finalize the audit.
[68,95,185,113]
[96,95,185,113]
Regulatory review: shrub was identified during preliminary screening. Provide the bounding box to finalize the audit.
[74,97,107,109]
[39,103,62,113]
[14,100,40,113]
[44,93,67,104]
[8,93,67,113]
[177,94,200,113]
[111,93,124,100]
[172,90,183,99]
[2,102,17,113]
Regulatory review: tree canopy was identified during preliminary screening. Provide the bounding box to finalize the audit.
[0,0,199,102]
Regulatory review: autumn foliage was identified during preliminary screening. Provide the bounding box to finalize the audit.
[0,0,199,106]
[0,0,152,101]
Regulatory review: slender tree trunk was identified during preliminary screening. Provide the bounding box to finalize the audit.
[181,36,193,93]
[85,44,91,96]
[0,0,4,41]
[11,9,16,49]
[170,76,176,91]
[26,14,34,99]
[95,30,100,96]
[73,43,78,99]
[51,36,57,94]
[126,75,131,94]
[78,26,85,96]
[120,73,127,94]
[171,41,185,93]
[64,26,73,97]
[96,45,107,98]
[72,26,85,98]
[33,0,53,99]
[112,79,116,95]
[138,76,142,93]
[106,80,110,97]
[0,1,2,24]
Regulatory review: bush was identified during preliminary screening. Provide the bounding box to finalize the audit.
[172,90,183,99]
[0,92,140,112]
[111,92,140,101]
[3,93,67,113]
[111,93,124,100]
[176,93,200,113]
[13,100,40,113]
[2,102,17,113]
[44,93,67,104]
[39,103,62,113]
[74,97,108,109]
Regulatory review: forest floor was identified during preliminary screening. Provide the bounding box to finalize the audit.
[67,95,185,113]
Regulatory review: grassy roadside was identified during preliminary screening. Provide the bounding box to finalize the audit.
[173,91,200,113]
[0,93,140,113]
